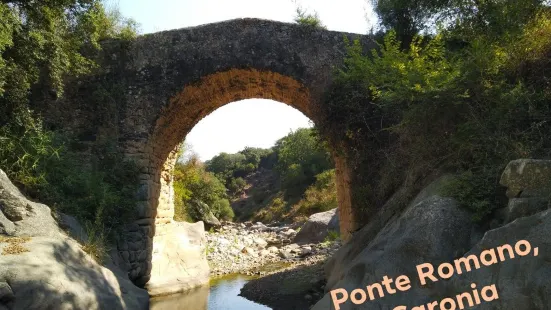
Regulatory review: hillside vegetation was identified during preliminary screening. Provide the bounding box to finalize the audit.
[0,0,140,258]
[320,0,551,224]
[173,128,337,224]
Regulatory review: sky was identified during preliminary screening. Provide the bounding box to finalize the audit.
[113,0,376,161]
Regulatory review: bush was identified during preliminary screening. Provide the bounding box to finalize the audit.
[173,157,232,222]
[214,199,235,221]
[294,7,326,29]
[0,1,141,250]
[227,177,247,196]
[292,169,338,217]
[274,128,333,198]
[320,7,551,224]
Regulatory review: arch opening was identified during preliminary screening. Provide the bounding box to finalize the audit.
[135,69,354,293]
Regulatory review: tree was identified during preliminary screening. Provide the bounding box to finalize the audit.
[293,5,326,29]
[274,128,332,195]
[371,0,547,46]
[371,0,452,46]
[0,1,139,188]
[173,158,233,222]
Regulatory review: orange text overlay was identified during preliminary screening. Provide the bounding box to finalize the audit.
[330,239,539,310]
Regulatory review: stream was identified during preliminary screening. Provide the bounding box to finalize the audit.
[149,274,271,310]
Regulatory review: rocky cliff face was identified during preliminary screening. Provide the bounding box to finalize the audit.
[0,169,149,310]
[312,160,551,310]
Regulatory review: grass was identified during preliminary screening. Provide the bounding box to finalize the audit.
[81,223,109,264]
[0,236,31,255]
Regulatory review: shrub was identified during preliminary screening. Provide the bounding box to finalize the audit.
[321,7,551,224]
[173,157,231,222]
[82,221,110,264]
[294,7,326,29]
[292,169,338,217]
[214,199,235,221]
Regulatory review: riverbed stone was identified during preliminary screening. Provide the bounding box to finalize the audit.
[242,247,258,257]
[294,208,339,244]
[500,159,551,198]
[279,249,292,259]
[147,221,210,296]
[253,237,268,248]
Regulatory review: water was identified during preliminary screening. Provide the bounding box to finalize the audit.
[150,275,271,310]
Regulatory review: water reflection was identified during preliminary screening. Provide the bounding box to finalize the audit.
[150,275,271,310]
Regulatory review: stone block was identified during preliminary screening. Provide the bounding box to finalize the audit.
[505,197,549,223]
[136,201,152,219]
[500,159,551,198]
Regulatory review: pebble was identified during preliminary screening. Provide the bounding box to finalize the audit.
[206,220,342,276]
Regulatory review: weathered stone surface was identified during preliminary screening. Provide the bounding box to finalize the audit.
[0,169,149,309]
[315,208,551,310]
[0,170,27,222]
[500,159,551,198]
[44,18,377,284]
[192,200,221,230]
[253,237,268,248]
[0,237,149,310]
[322,174,461,291]
[56,212,89,243]
[0,282,14,303]
[438,209,551,310]
[0,211,14,236]
[294,208,339,244]
[147,221,210,296]
[313,196,475,309]
[0,169,59,238]
[505,197,549,223]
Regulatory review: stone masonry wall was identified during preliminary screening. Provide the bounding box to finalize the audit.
[43,18,375,291]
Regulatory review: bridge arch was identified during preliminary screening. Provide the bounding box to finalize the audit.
[48,18,374,292]
[139,68,356,293]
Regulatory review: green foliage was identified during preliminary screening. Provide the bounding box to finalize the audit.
[0,1,139,127]
[440,171,498,221]
[82,220,109,264]
[0,1,140,247]
[41,139,140,230]
[203,128,335,223]
[323,4,551,223]
[227,177,247,196]
[274,128,333,197]
[324,230,340,243]
[254,194,287,223]
[173,158,233,222]
[206,147,272,198]
[371,0,546,45]
[213,199,235,221]
[293,169,338,216]
[0,117,60,187]
[293,7,326,29]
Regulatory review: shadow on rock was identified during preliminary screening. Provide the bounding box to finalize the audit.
[240,261,326,310]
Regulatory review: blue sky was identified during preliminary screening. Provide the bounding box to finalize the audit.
[112,0,376,160]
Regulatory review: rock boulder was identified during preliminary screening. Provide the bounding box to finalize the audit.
[0,169,149,309]
[293,208,339,244]
[313,196,476,309]
[500,159,551,198]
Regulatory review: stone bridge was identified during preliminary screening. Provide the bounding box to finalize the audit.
[50,18,374,294]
